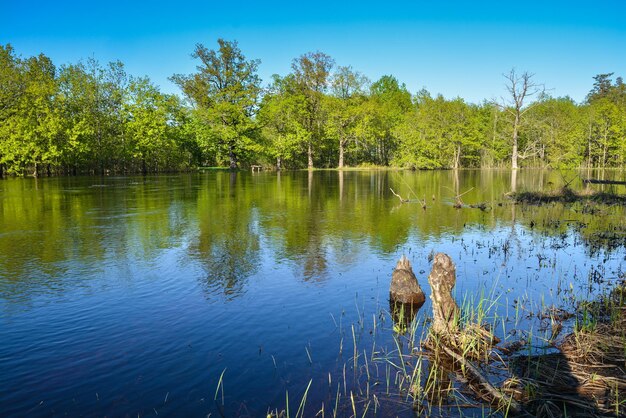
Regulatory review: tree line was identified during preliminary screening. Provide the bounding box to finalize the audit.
[1,40,625,176]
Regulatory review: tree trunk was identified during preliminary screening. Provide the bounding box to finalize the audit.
[338,139,345,169]
[276,156,282,171]
[307,142,313,170]
[453,143,461,169]
[488,110,498,168]
[602,128,608,167]
[511,114,520,170]
[142,158,147,176]
[46,164,51,177]
[428,253,459,336]
[587,123,593,168]
[382,139,387,166]
[229,144,238,170]
[33,161,39,178]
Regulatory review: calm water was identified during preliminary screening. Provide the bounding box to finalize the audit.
[1,170,625,417]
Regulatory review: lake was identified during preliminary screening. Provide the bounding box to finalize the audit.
[1,170,625,417]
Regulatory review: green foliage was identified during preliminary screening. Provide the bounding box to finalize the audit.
[0,45,198,175]
[291,51,335,168]
[523,96,586,168]
[0,52,62,175]
[171,39,261,169]
[1,41,626,175]
[585,98,624,167]
[258,74,310,169]
[326,66,370,168]
[586,73,626,104]
[393,94,486,169]
[368,75,413,165]
[125,77,189,173]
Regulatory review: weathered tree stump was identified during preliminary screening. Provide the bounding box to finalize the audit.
[389,255,425,307]
[421,253,519,413]
[428,253,460,336]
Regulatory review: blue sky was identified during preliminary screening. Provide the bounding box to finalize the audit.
[2,0,625,103]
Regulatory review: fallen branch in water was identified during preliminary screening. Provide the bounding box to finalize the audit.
[389,187,427,208]
[441,345,522,415]
[389,187,408,203]
[454,187,475,208]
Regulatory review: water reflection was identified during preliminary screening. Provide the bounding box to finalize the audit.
[198,231,260,299]
[191,172,261,299]
[1,170,626,302]
[2,170,626,417]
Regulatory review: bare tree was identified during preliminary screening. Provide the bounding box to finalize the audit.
[499,69,543,169]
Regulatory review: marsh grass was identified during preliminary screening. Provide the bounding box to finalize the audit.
[263,278,625,417]
[395,278,622,416]
[511,186,626,206]
[503,281,626,417]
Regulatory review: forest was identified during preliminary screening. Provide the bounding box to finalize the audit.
[1,39,625,176]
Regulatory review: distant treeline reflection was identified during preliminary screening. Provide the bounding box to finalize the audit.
[0,170,625,301]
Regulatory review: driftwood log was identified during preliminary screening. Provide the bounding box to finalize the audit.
[389,255,425,307]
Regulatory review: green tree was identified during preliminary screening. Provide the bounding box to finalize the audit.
[327,66,369,168]
[57,62,96,174]
[587,73,615,102]
[586,73,626,108]
[258,74,309,169]
[523,97,585,168]
[125,77,185,173]
[369,75,412,165]
[291,51,335,169]
[476,102,508,167]
[393,92,485,169]
[1,53,62,176]
[171,39,261,169]
[585,98,623,167]
[0,44,26,177]
[442,98,485,169]
[56,58,129,174]
[393,90,440,169]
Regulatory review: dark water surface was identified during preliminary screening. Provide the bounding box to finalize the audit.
[1,170,625,417]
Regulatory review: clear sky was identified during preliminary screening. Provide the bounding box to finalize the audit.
[2,0,625,103]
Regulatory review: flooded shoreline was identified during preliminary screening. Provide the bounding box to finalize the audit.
[1,170,625,416]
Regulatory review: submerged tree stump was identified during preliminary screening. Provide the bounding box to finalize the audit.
[389,255,425,307]
[428,253,460,336]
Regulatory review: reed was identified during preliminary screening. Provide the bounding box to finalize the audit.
[214,368,226,405]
